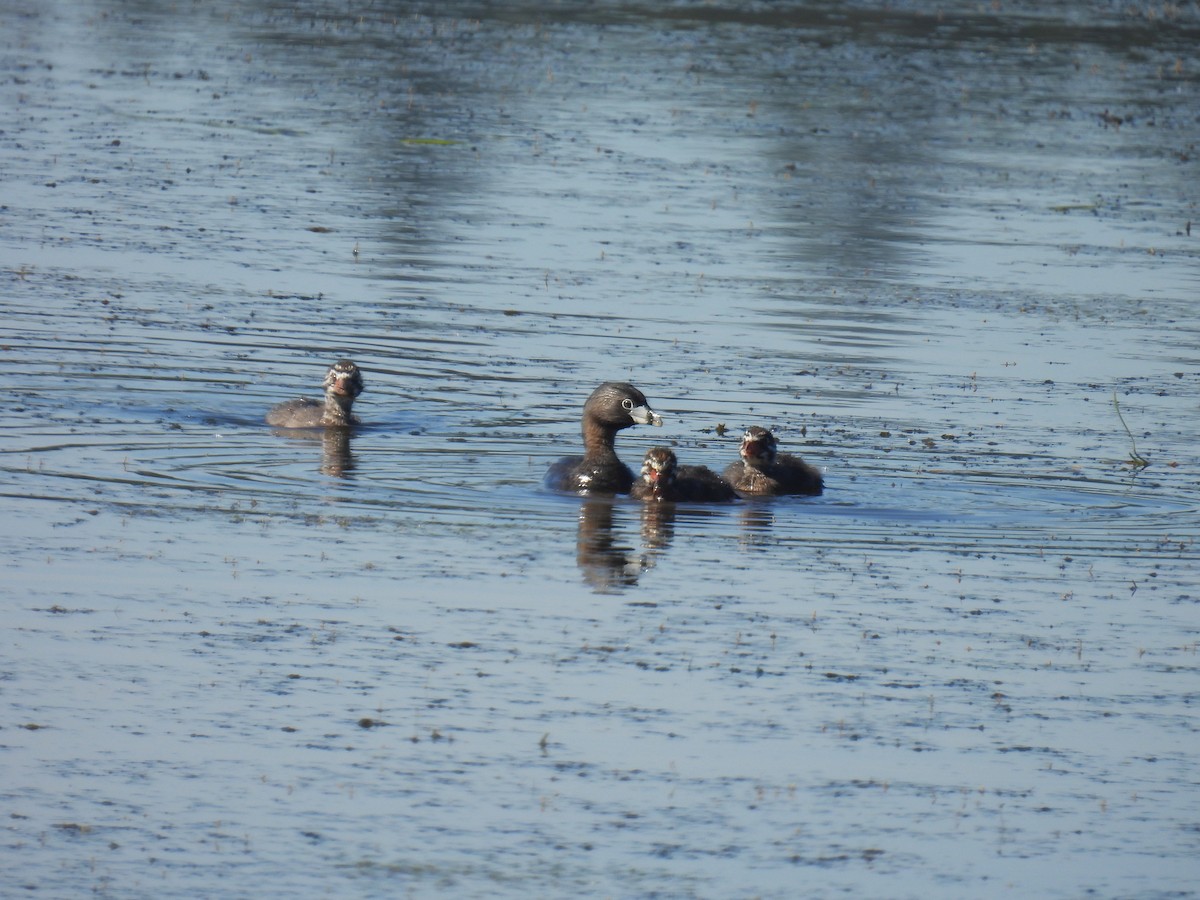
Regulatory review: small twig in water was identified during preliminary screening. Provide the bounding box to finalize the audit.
[1112,392,1149,469]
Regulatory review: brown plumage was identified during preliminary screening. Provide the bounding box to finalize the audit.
[631,447,737,503]
[723,426,823,496]
[266,360,364,428]
[544,382,664,494]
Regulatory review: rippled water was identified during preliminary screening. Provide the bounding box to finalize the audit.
[3,1,1199,897]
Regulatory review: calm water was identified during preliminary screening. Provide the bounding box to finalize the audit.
[2,1,1199,897]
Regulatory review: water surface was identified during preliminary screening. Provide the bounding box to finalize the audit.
[2,1,1199,897]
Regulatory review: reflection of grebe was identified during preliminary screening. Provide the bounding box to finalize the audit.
[724,427,823,496]
[575,500,653,593]
[268,426,357,478]
[630,447,737,503]
[545,382,663,495]
[638,500,677,552]
[266,360,364,428]
[319,428,355,477]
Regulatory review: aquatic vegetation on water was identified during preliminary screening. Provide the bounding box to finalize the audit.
[1112,392,1150,470]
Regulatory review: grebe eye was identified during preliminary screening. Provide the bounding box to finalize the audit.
[621,398,634,411]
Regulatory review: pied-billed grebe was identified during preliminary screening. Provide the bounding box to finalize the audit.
[544,382,664,494]
[631,447,737,503]
[723,426,823,496]
[265,359,364,428]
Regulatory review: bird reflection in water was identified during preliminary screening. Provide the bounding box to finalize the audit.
[269,427,357,478]
[573,495,795,592]
[318,428,356,477]
[637,499,678,553]
[734,499,778,545]
[575,499,678,594]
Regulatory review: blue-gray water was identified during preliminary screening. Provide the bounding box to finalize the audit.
[2,1,1198,897]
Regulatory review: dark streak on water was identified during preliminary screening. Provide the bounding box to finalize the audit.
[2,1,1199,897]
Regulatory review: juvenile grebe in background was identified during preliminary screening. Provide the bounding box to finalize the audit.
[723,426,823,496]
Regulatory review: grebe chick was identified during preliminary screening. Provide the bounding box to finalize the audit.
[266,359,364,428]
[723,426,823,496]
[631,447,737,503]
